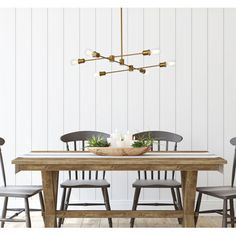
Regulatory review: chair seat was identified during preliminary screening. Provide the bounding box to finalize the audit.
[133,179,181,188]
[60,179,110,188]
[0,185,42,198]
[197,186,236,199]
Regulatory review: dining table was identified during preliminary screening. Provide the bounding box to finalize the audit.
[11,151,227,228]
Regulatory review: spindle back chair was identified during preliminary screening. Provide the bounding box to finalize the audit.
[58,131,112,227]
[61,131,110,181]
[133,131,183,181]
[0,137,44,228]
[195,137,236,227]
[130,131,183,227]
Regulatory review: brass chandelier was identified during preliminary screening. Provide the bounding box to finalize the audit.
[71,8,175,77]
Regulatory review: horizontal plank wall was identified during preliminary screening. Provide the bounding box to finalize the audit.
[0,8,236,209]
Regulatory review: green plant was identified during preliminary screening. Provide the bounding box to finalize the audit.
[131,133,153,148]
[88,136,110,147]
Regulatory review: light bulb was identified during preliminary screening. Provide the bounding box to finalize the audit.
[150,49,160,55]
[85,48,93,57]
[166,61,175,66]
[71,59,78,65]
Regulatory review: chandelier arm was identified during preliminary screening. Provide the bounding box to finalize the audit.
[85,57,105,62]
[136,62,169,70]
[106,68,130,75]
[114,52,143,58]
[137,64,163,69]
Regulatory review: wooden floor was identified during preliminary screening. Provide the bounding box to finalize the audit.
[2,212,231,228]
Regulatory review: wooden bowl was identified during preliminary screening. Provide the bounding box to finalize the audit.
[88,147,150,156]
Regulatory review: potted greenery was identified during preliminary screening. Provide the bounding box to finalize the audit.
[88,136,110,147]
[87,134,153,156]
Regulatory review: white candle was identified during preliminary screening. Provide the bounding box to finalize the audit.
[124,131,132,140]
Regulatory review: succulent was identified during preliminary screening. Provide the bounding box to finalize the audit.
[88,136,110,147]
[131,133,153,148]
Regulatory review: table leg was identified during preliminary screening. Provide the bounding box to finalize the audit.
[41,171,59,227]
[181,171,198,227]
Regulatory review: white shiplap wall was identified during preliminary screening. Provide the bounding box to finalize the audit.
[0,8,236,209]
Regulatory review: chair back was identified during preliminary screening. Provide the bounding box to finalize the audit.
[0,137,6,187]
[230,137,236,187]
[60,131,110,180]
[133,131,183,180]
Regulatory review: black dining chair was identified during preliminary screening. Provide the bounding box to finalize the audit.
[195,137,236,227]
[0,137,45,228]
[58,131,112,228]
[130,131,183,227]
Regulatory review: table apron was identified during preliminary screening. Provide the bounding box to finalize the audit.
[15,164,223,173]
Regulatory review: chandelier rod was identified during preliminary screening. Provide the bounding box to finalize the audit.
[120,8,123,60]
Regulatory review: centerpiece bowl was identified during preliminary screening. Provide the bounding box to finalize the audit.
[88,147,150,156]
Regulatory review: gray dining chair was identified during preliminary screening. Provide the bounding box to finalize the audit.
[195,137,236,227]
[0,137,45,228]
[58,131,112,228]
[130,131,183,227]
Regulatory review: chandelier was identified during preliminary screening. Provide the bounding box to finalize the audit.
[71,8,175,77]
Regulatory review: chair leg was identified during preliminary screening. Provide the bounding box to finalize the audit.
[176,187,183,210]
[171,188,182,224]
[61,187,71,225]
[24,198,31,228]
[230,199,235,228]
[101,187,112,228]
[58,188,67,227]
[194,192,202,226]
[39,191,45,224]
[130,187,141,228]
[222,199,228,228]
[1,197,8,228]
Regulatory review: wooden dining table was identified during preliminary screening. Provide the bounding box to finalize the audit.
[12,151,227,228]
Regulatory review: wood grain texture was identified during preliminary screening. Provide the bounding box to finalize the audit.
[181,171,198,227]
[88,147,149,156]
[57,210,183,218]
[13,151,226,227]
[41,171,59,227]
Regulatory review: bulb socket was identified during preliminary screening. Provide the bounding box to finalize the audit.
[142,49,151,56]
[78,58,85,64]
[159,62,167,67]
[92,51,100,58]
[99,71,106,76]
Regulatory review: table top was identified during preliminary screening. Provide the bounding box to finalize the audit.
[12,151,227,173]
